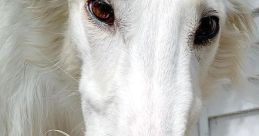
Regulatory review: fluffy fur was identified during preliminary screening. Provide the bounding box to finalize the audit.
[0,1,83,136]
[0,0,257,136]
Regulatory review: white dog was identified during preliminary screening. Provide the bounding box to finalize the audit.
[0,0,257,136]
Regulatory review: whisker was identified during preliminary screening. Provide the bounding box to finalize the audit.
[35,49,79,83]
[45,130,70,136]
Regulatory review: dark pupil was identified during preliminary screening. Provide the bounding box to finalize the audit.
[194,16,219,44]
[89,0,114,25]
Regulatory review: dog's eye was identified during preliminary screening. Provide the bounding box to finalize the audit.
[87,0,115,26]
[194,16,219,45]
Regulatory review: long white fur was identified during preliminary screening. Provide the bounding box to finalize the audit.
[0,0,257,136]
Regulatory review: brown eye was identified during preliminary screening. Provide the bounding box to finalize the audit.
[87,0,115,25]
[194,16,219,45]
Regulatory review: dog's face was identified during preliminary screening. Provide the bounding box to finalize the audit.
[67,0,252,135]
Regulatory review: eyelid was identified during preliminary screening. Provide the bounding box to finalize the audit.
[202,9,218,17]
[84,0,116,32]
[87,0,111,4]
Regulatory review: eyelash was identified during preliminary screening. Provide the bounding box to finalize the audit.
[194,12,220,47]
[85,0,116,32]
[189,20,219,49]
[85,3,104,26]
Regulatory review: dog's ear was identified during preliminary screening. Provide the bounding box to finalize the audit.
[208,0,254,85]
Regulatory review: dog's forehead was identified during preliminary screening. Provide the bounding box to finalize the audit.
[110,0,213,16]
[111,0,203,6]
[111,0,224,18]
